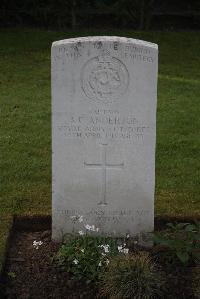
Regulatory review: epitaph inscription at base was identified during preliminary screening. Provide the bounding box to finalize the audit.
[52,36,158,241]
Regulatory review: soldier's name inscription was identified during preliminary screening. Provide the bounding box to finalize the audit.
[57,109,149,140]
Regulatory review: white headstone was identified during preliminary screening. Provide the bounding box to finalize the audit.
[52,36,158,241]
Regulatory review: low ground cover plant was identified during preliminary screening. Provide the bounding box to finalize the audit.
[56,234,119,282]
[56,217,130,283]
[153,222,200,265]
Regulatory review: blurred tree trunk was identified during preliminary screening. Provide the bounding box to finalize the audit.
[138,0,155,30]
[139,0,145,30]
[145,0,155,30]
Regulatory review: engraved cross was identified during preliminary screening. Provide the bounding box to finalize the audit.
[84,144,124,206]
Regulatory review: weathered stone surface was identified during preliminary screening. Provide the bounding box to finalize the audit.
[52,36,158,241]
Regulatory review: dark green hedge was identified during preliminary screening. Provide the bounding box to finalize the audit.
[0,0,200,29]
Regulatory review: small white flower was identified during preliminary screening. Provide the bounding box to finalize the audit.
[118,245,123,252]
[80,248,85,253]
[73,259,79,265]
[105,259,110,265]
[70,215,77,221]
[104,245,110,253]
[98,244,110,253]
[85,224,92,230]
[78,230,84,236]
[126,234,130,239]
[101,253,106,256]
[84,224,99,232]
[118,244,129,254]
[123,248,129,254]
[98,261,102,267]
[33,240,43,250]
[78,215,83,223]
[91,225,95,231]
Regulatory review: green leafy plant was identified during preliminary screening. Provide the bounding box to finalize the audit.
[56,235,119,283]
[154,222,200,265]
[56,216,131,283]
[98,252,165,299]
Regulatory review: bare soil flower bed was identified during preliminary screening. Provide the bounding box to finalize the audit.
[1,230,96,299]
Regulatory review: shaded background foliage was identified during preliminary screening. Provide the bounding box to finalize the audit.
[0,0,200,29]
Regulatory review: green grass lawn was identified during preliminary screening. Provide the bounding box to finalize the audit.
[0,29,200,271]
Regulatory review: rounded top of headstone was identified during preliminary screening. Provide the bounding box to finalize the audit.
[52,36,158,49]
